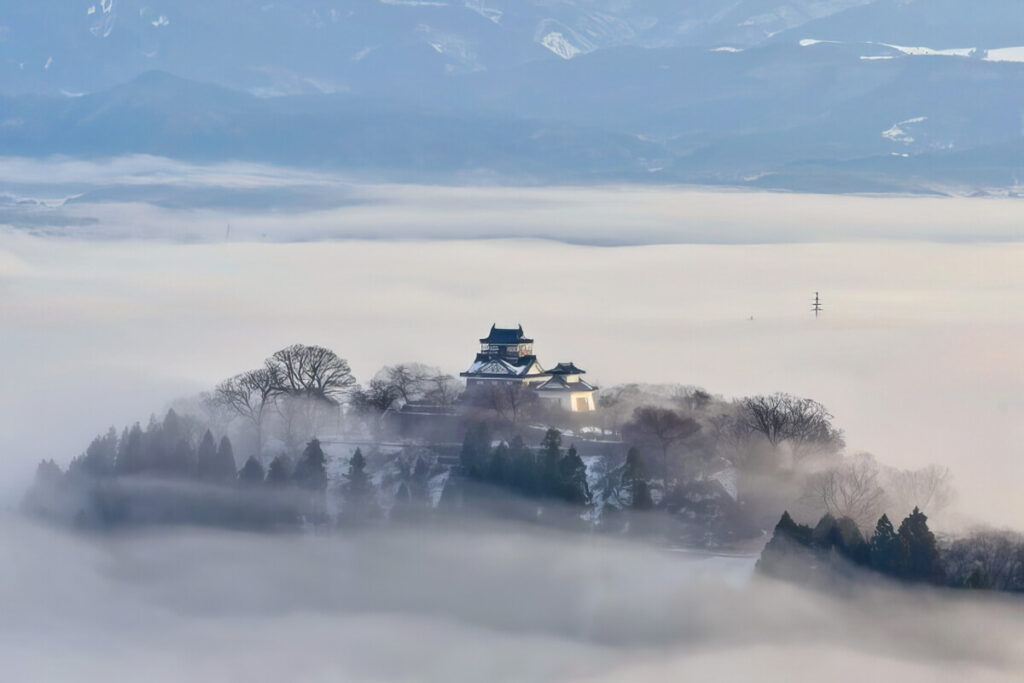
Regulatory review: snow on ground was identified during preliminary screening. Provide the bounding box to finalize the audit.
[985,46,1024,63]
[540,32,581,60]
[881,43,974,57]
[882,116,927,144]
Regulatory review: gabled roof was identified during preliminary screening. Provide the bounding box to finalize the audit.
[535,375,597,393]
[462,356,546,378]
[480,324,533,345]
[549,362,586,375]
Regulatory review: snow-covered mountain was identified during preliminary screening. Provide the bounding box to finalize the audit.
[0,0,881,95]
[2,1,1024,192]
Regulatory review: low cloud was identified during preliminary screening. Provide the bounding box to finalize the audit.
[2,514,1022,681]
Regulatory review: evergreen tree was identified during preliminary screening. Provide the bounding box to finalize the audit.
[557,445,591,505]
[869,514,902,576]
[213,436,237,482]
[487,442,510,487]
[343,448,372,499]
[621,447,651,509]
[539,428,562,497]
[507,436,538,497]
[115,423,145,475]
[459,423,491,479]
[266,455,292,486]
[293,439,328,492]
[170,438,196,477]
[835,517,870,566]
[196,430,218,480]
[71,427,118,478]
[238,456,266,486]
[897,507,945,584]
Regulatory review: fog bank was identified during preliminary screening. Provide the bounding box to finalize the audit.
[2,515,1022,682]
[1,232,1022,528]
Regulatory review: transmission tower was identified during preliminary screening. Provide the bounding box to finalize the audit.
[811,291,823,318]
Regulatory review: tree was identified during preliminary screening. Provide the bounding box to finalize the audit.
[374,363,440,404]
[238,456,266,486]
[268,344,356,404]
[869,514,902,576]
[214,436,237,482]
[804,453,887,529]
[622,406,701,482]
[487,442,510,487]
[293,439,328,492]
[196,430,219,480]
[340,448,375,522]
[885,464,954,517]
[350,379,403,437]
[460,423,492,479]
[343,449,372,499]
[740,394,844,462]
[539,428,562,497]
[214,365,281,446]
[558,445,591,505]
[507,436,538,497]
[424,373,462,407]
[266,455,293,486]
[897,507,944,584]
[70,427,118,478]
[115,423,145,475]
[621,447,652,510]
[476,382,538,429]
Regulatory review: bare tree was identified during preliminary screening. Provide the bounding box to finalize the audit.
[475,382,538,430]
[622,406,701,482]
[804,453,887,529]
[741,393,844,463]
[423,373,462,407]
[375,363,435,404]
[350,379,403,439]
[269,344,356,404]
[884,464,954,515]
[214,365,282,446]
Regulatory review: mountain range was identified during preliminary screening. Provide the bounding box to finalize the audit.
[2,0,1023,192]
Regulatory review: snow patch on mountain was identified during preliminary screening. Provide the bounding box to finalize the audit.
[465,1,501,24]
[540,32,581,60]
[984,47,1024,63]
[882,44,975,57]
[89,0,117,38]
[883,117,927,144]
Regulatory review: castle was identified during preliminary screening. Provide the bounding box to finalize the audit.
[461,325,598,412]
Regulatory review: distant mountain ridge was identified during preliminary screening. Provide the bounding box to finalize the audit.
[2,1,1024,192]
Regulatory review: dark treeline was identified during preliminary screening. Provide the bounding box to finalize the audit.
[758,508,1024,594]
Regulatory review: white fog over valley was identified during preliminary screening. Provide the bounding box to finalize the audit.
[4,0,1024,677]
[2,160,1024,680]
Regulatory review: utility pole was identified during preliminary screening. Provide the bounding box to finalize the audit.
[811,291,823,318]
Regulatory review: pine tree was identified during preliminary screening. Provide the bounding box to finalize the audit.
[507,436,538,497]
[293,439,328,491]
[621,447,651,509]
[238,456,266,486]
[897,507,944,584]
[557,445,591,505]
[213,436,237,482]
[869,514,901,576]
[196,430,218,480]
[487,442,509,487]
[115,423,145,475]
[343,448,372,498]
[459,423,491,479]
[539,428,562,497]
[266,455,292,486]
